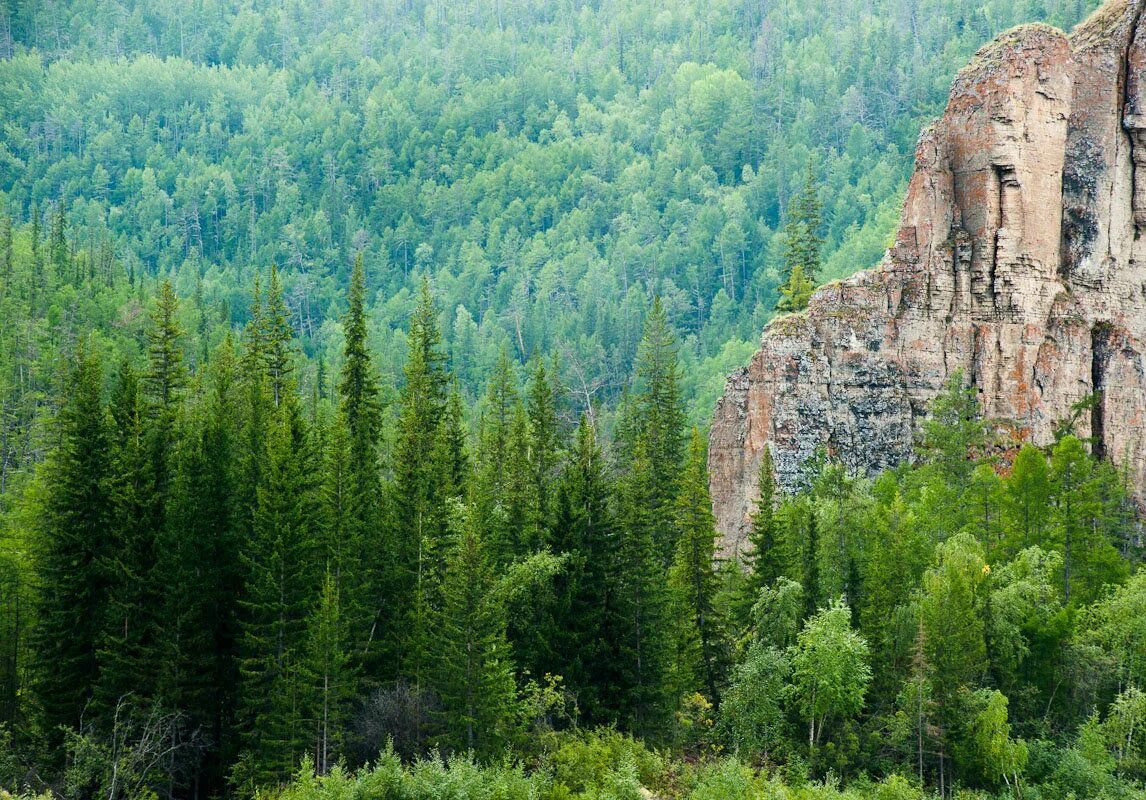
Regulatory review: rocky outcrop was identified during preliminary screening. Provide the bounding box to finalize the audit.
[709,0,1146,557]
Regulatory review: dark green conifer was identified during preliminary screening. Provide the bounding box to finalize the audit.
[31,343,112,742]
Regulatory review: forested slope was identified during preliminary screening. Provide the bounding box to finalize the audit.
[6,2,1146,799]
[0,0,1101,439]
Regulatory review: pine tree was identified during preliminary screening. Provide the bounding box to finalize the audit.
[31,343,112,742]
[668,430,728,706]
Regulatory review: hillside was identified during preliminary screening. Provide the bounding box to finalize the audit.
[4,2,1146,800]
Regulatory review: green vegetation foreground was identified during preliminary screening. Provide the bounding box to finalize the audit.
[0,268,1143,799]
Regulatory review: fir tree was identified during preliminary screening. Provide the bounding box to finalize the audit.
[31,343,112,741]
[301,570,353,775]
[49,201,67,283]
[0,212,12,295]
[332,254,382,657]
[387,276,451,681]
[613,435,672,739]
[94,359,160,713]
[433,504,519,756]
[262,264,295,408]
[629,296,687,565]
[236,402,321,786]
[548,415,616,722]
[780,164,824,286]
[741,446,779,620]
[668,429,728,707]
[159,338,244,791]
[526,354,562,537]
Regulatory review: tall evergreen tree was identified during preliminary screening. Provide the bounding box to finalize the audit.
[235,402,321,788]
[159,338,244,792]
[94,359,158,713]
[262,264,295,408]
[300,570,352,776]
[331,254,382,657]
[388,276,450,681]
[740,446,779,619]
[780,164,824,286]
[48,202,67,283]
[526,354,562,537]
[433,504,519,756]
[0,212,12,296]
[613,435,672,739]
[668,429,728,707]
[548,415,616,722]
[628,296,686,565]
[31,343,112,742]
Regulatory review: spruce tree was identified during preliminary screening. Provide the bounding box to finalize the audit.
[262,264,295,408]
[741,446,779,620]
[388,276,451,681]
[94,359,159,713]
[236,402,321,787]
[159,338,243,791]
[300,570,353,775]
[629,296,686,565]
[613,434,672,739]
[548,415,615,722]
[332,254,382,658]
[474,350,521,564]
[0,212,12,296]
[433,505,519,756]
[526,354,562,537]
[32,343,112,741]
[49,202,67,283]
[99,281,188,709]
[780,164,823,286]
[668,429,728,707]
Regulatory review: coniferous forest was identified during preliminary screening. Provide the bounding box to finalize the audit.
[2,0,1146,798]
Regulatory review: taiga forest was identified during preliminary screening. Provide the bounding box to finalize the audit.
[1,0,1145,798]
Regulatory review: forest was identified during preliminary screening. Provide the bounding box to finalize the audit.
[2,0,1145,798]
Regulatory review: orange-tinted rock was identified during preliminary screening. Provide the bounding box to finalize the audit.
[710,0,1146,558]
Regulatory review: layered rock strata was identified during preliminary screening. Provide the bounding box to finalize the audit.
[709,0,1146,556]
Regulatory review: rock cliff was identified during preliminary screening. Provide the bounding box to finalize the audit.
[709,0,1146,556]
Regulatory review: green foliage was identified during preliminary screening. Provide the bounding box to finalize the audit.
[30,342,112,741]
[790,599,872,755]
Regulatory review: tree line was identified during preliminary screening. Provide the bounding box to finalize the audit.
[0,257,1144,799]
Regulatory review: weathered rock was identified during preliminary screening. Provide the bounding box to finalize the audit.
[709,0,1146,558]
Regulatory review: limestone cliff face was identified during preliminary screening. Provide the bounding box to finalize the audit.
[709,0,1146,556]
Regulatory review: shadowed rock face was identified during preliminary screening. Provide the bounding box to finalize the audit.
[709,0,1146,558]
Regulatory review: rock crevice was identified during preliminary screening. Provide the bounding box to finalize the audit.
[709,0,1146,555]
